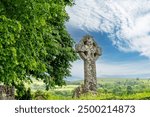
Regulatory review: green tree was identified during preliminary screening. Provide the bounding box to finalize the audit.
[112,86,124,96]
[0,0,77,99]
[126,86,134,95]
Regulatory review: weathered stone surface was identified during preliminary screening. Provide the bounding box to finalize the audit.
[0,85,15,100]
[72,84,85,98]
[73,35,101,97]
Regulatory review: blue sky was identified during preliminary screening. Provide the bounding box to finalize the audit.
[65,0,150,80]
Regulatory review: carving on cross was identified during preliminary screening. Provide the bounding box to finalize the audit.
[75,35,102,93]
[76,35,101,61]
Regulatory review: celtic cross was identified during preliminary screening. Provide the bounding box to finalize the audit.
[76,35,101,92]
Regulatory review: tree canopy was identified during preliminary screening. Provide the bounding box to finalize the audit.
[0,0,77,98]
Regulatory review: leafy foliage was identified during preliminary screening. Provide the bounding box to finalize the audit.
[0,0,77,98]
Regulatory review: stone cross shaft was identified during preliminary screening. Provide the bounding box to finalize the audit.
[76,35,101,92]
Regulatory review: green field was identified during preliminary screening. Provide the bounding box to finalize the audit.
[30,78,150,100]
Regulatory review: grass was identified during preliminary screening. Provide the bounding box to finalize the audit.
[29,78,150,100]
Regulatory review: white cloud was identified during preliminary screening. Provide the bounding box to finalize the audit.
[70,60,150,80]
[66,0,150,58]
[98,61,150,77]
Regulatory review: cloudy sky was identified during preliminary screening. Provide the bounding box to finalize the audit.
[65,0,150,80]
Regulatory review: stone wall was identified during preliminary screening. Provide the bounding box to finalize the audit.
[0,85,15,100]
